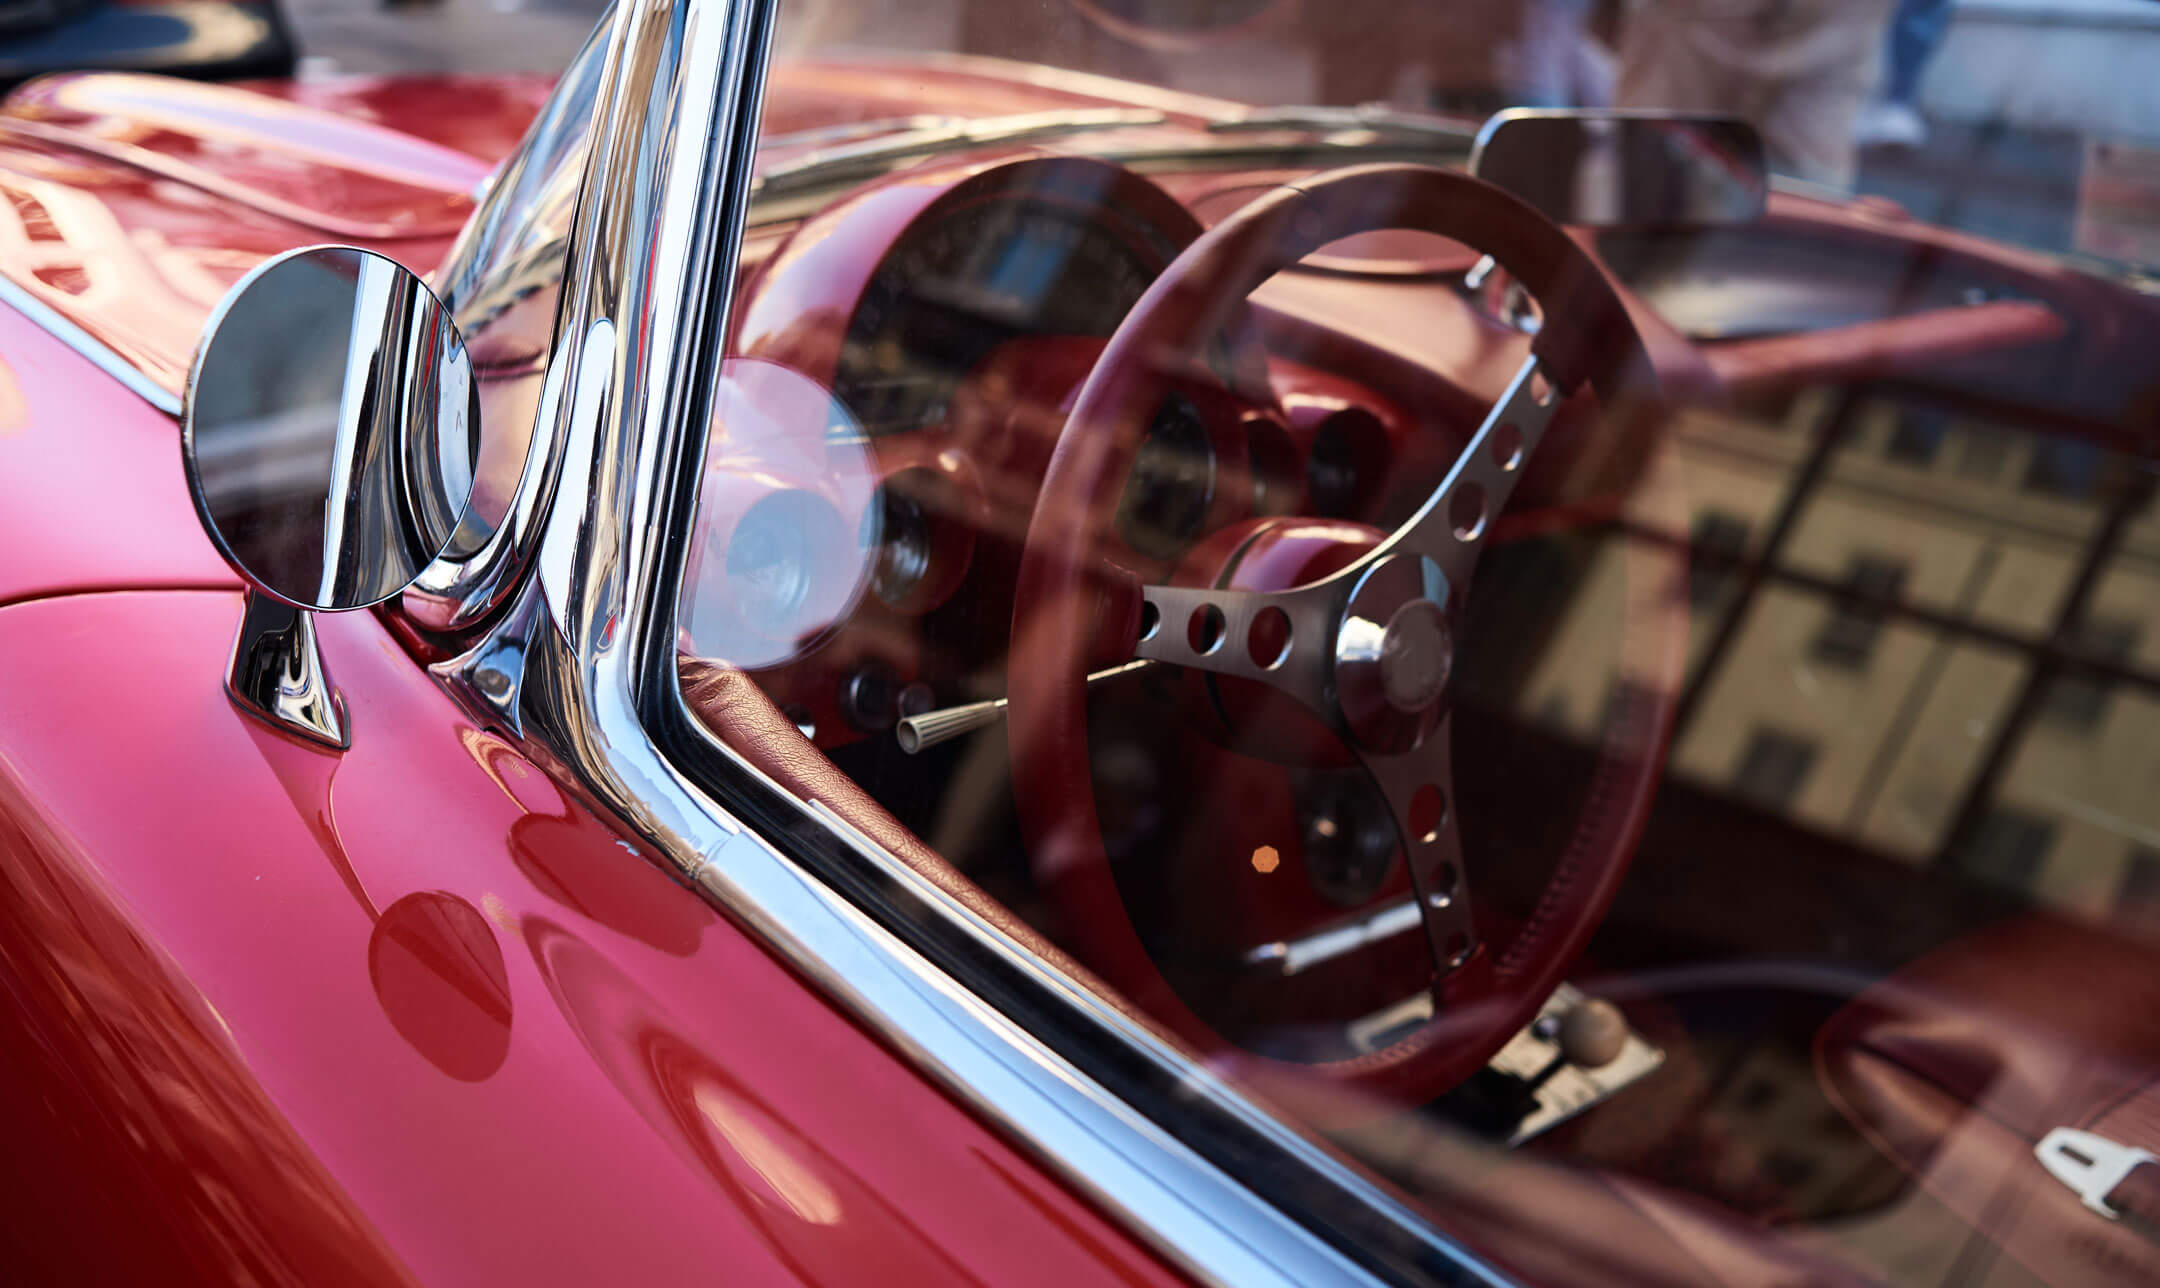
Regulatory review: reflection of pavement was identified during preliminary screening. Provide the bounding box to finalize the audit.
[282,0,609,76]
[1856,0,2160,266]
[1856,121,2085,259]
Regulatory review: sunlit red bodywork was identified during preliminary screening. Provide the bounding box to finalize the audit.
[2,52,2159,1286]
[0,69,1186,1285]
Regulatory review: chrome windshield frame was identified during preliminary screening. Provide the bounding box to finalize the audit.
[426,2,1508,1284]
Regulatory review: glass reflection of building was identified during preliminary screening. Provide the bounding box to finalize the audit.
[1522,383,2160,935]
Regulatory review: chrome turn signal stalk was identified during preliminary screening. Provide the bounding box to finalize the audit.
[898,660,1151,754]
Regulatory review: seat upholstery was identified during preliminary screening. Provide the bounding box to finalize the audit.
[1816,917,2160,1286]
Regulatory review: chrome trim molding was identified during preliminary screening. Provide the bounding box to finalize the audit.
[227,589,347,749]
[756,106,1164,198]
[1246,896,1427,977]
[430,3,1506,1284]
[406,15,613,633]
[402,331,570,632]
[0,269,182,416]
[688,814,1380,1288]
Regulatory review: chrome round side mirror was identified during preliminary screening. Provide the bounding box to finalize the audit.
[183,246,480,746]
[186,245,479,610]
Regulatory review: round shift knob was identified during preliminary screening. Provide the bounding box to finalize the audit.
[1557,998,1628,1070]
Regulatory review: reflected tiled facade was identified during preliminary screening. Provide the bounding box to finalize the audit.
[1525,386,2160,929]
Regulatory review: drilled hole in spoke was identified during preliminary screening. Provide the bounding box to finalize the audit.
[1431,862,1458,895]
[1443,932,1471,967]
[1188,604,1226,655]
[1138,599,1160,641]
[1449,483,1488,542]
[1489,421,1524,471]
[1529,369,1556,406]
[1247,606,1291,669]
[1407,783,1446,844]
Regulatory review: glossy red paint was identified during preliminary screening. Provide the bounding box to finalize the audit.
[0,586,1184,1286]
[0,71,549,397]
[0,56,1201,413]
[0,298,233,605]
[4,38,2153,1285]
[7,73,502,235]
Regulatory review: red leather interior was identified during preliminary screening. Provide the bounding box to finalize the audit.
[677,659,1183,1045]
[1702,299,2068,396]
[1817,918,2160,1286]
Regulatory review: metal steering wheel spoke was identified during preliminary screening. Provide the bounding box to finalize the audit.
[1387,353,1558,595]
[1361,715,1478,979]
[1132,578,1342,719]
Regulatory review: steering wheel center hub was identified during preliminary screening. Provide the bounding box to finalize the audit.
[1333,552,1454,753]
[1380,599,1453,712]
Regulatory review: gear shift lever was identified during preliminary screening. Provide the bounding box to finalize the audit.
[1521,996,1627,1094]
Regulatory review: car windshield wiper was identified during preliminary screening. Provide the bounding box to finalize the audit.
[756,107,1166,199]
[1206,102,1479,146]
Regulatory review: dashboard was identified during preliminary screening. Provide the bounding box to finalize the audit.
[836,192,1178,436]
[674,141,2156,1082]
[704,153,1449,750]
[691,148,2132,755]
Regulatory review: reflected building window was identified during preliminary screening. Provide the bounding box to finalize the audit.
[1958,423,2014,481]
[1688,510,1751,609]
[1955,806,2056,892]
[2121,846,2160,934]
[2039,617,2138,731]
[1883,406,1948,466]
[1811,554,1907,669]
[1733,728,1818,811]
[2023,438,2104,499]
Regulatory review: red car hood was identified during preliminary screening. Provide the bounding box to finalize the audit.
[0,71,553,400]
[0,57,1238,408]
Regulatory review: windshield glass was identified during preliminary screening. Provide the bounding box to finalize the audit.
[752,0,2160,275]
[667,2,2160,1282]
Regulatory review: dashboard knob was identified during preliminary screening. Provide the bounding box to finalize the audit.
[841,661,900,732]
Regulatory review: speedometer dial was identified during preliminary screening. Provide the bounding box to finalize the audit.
[836,190,1177,436]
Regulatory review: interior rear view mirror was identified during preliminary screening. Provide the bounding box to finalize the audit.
[1470,109,1768,229]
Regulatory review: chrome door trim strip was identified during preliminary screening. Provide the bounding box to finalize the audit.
[0,270,182,416]
[690,805,1388,1288]
[778,791,1510,1284]
[432,1,1504,1284]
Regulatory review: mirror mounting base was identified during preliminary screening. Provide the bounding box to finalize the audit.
[227,589,349,750]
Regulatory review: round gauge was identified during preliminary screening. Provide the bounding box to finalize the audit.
[1116,392,1218,562]
[727,491,824,622]
[678,360,877,671]
[869,486,932,606]
[1297,772,1399,907]
[1304,407,1386,519]
[836,187,1181,437]
[861,462,979,616]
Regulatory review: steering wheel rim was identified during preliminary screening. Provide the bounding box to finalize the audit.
[1009,163,1674,1117]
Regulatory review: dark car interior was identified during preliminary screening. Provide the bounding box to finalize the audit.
[643,59,2160,1285]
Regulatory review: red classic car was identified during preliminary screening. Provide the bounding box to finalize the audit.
[4,0,2159,1284]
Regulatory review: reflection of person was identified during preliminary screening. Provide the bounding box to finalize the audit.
[1854,0,1951,149]
[1614,0,1896,188]
[959,0,1171,84]
[1301,0,1608,112]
